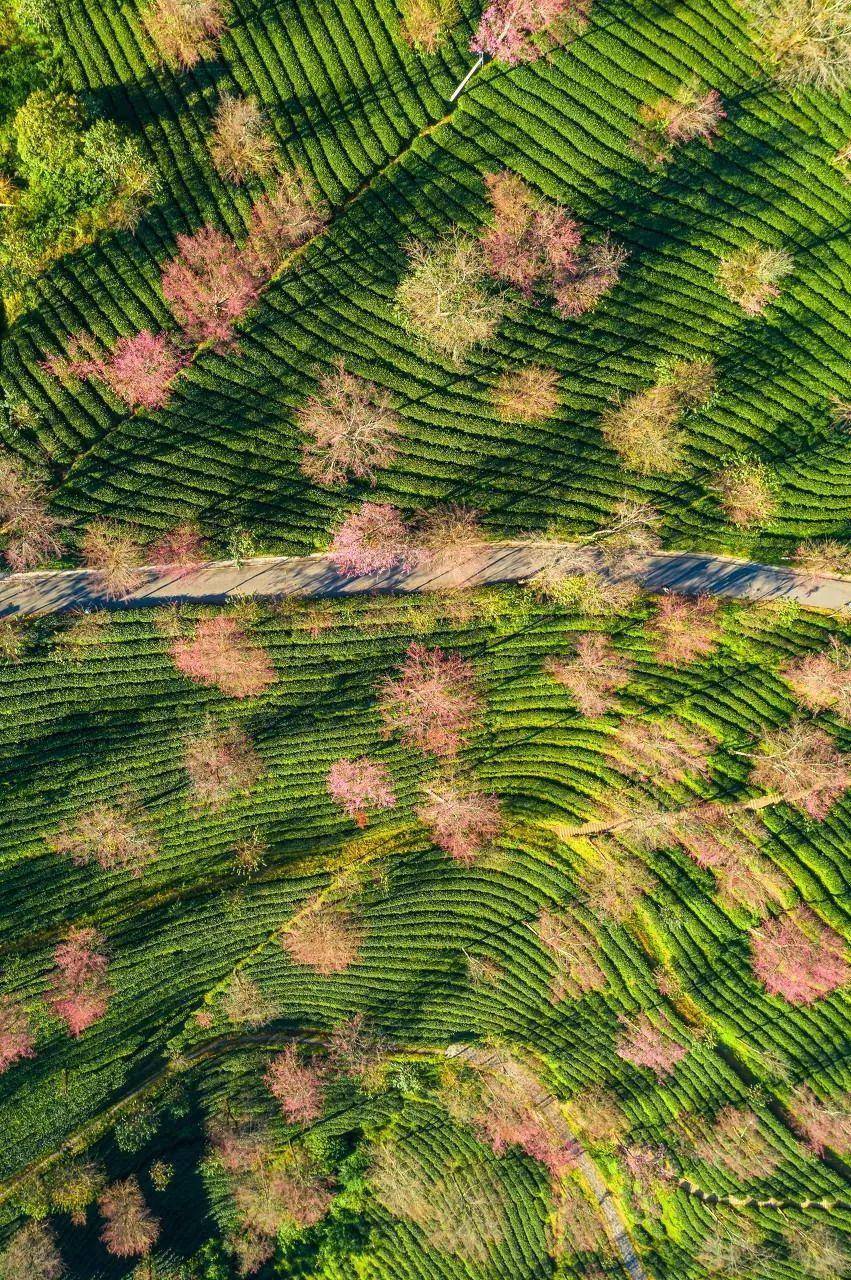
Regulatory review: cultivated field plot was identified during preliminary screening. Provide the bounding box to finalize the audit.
[2,589,851,1275]
[4,0,851,562]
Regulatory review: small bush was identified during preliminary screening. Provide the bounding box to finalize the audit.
[566,1085,628,1149]
[184,725,264,808]
[49,1159,105,1224]
[532,564,641,615]
[492,364,560,422]
[298,361,399,487]
[750,721,851,818]
[632,82,725,166]
[81,520,143,598]
[379,642,481,757]
[326,757,397,825]
[545,633,631,716]
[209,94,277,183]
[142,0,227,68]
[399,0,457,51]
[220,973,275,1027]
[172,615,277,698]
[794,538,851,577]
[283,898,362,974]
[414,503,482,569]
[99,1178,160,1258]
[161,226,258,347]
[717,243,793,315]
[417,784,502,862]
[328,502,413,576]
[0,1220,62,1280]
[395,232,507,363]
[48,803,156,876]
[751,907,849,1003]
[712,458,778,528]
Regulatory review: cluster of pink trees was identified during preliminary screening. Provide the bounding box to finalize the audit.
[469,1058,580,1177]
[49,927,111,1037]
[616,1012,687,1080]
[326,756,397,826]
[172,615,277,698]
[42,172,327,412]
[650,593,720,665]
[480,171,625,318]
[328,502,411,575]
[327,500,482,577]
[750,907,849,1004]
[471,0,590,66]
[42,330,186,412]
[0,929,112,1077]
[782,637,851,722]
[209,1119,333,1273]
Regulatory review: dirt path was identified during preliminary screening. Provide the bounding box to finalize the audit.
[447,1043,649,1280]
[0,541,849,618]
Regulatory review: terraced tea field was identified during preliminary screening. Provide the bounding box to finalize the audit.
[0,588,850,1275]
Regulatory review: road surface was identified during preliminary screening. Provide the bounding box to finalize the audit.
[0,541,849,618]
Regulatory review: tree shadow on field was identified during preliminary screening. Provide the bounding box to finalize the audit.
[52,1084,212,1278]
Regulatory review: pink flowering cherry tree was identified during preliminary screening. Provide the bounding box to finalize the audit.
[326,756,397,827]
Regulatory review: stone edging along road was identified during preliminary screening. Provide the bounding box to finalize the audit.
[1,540,851,618]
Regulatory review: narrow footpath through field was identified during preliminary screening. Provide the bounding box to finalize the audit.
[1,541,850,617]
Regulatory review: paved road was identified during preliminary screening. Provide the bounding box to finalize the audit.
[1,541,850,618]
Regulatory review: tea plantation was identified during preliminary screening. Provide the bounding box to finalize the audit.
[0,589,850,1276]
[4,0,851,1273]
